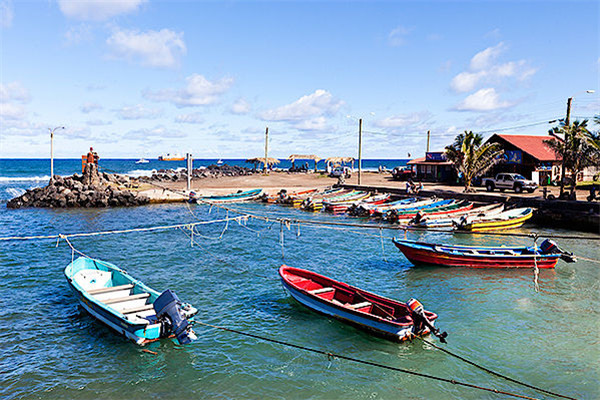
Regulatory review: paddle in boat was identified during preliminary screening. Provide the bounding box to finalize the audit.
[65,256,198,345]
[392,238,576,268]
[279,265,447,342]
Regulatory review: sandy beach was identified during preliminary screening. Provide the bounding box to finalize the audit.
[138,170,575,201]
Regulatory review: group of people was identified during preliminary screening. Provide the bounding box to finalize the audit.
[86,147,99,165]
[406,177,423,194]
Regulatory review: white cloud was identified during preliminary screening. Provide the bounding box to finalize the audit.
[145,74,234,107]
[58,0,146,21]
[80,102,102,113]
[454,88,512,112]
[261,89,343,122]
[86,119,112,126]
[231,98,251,114]
[450,43,537,93]
[470,42,505,70]
[175,112,204,124]
[64,24,93,45]
[295,117,330,131]
[1,0,13,28]
[126,125,186,139]
[106,28,186,68]
[0,103,25,119]
[388,26,411,47]
[375,112,431,129]
[0,81,31,103]
[117,104,162,119]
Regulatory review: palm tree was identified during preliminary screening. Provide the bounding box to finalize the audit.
[545,119,599,197]
[445,131,504,192]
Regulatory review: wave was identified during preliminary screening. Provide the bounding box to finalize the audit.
[0,175,51,182]
[5,187,25,197]
[126,169,156,178]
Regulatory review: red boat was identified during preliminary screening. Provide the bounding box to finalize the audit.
[279,265,446,342]
[392,238,577,268]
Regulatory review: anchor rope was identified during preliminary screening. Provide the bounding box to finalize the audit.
[192,320,543,400]
[415,337,576,400]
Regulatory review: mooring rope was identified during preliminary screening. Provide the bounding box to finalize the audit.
[192,320,543,400]
[416,337,575,400]
[0,216,245,241]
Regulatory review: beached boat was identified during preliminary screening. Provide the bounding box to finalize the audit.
[64,257,198,345]
[457,207,533,232]
[158,153,185,161]
[323,191,370,212]
[279,265,446,342]
[291,187,344,208]
[392,238,576,268]
[194,189,263,204]
[387,200,473,223]
[263,188,318,204]
[407,203,504,229]
[349,197,419,217]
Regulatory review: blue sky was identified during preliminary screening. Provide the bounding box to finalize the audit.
[1,0,598,159]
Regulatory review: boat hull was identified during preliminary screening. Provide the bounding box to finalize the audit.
[282,282,417,341]
[279,266,436,341]
[393,239,559,268]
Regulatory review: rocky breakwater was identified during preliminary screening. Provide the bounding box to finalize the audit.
[140,164,254,183]
[7,164,149,209]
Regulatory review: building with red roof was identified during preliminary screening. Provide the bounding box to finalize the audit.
[486,134,562,185]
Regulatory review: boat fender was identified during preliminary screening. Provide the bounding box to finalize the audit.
[153,289,195,345]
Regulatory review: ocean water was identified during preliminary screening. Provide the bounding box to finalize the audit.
[1,160,599,400]
[0,158,407,204]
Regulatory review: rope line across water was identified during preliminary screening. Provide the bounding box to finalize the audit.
[193,320,542,400]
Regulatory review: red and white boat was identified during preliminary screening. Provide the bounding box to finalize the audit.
[279,265,446,342]
[392,238,577,268]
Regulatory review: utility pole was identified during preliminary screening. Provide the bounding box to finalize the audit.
[426,130,431,153]
[264,126,269,173]
[186,153,192,191]
[565,97,573,126]
[358,118,363,185]
[49,126,64,182]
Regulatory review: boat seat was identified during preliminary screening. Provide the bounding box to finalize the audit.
[310,287,334,295]
[349,301,372,309]
[121,304,154,315]
[103,293,150,305]
[88,284,134,295]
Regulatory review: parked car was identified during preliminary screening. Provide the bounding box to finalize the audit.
[484,173,538,193]
[391,166,415,181]
[329,166,352,178]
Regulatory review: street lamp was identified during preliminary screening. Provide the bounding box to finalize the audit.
[565,89,595,126]
[49,126,65,181]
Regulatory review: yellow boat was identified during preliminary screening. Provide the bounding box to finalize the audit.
[459,207,533,232]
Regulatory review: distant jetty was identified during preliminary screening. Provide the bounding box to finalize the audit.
[7,164,149,209]
[140,164,254,183]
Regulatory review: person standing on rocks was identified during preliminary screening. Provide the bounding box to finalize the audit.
[87,147,99,165]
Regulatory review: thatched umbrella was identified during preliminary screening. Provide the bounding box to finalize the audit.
[325,156,355,171]
[288,154,321,172]
[245,157,280,171]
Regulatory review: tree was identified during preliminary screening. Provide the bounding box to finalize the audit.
[445,131,504,193]
[545,119,600,197]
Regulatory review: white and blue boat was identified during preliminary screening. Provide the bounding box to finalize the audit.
[65,257,198,345]
[192,188,263,204]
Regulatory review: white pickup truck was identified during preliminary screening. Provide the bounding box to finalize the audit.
[484,173,538,193]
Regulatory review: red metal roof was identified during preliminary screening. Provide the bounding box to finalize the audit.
[407,156,453,166]
[492,134,559,162]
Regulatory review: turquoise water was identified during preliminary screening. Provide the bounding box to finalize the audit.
[1,199,599,399]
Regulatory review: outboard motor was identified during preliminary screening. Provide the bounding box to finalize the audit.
[154,290,195,345]
[539,239,577,263]
[407,298,447,343]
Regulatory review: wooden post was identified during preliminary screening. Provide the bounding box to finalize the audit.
[264,126,269,173]
[50,129,54,181]
[426,130,430,153]
[358,118,362,185]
